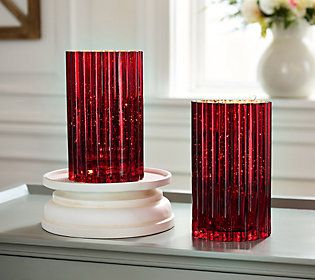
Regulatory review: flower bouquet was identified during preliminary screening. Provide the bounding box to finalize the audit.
[229,0,315,36]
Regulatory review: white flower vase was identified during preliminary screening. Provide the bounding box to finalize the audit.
[257,22,315,99]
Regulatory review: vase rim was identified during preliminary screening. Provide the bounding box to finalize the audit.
[271,20,309,37]
[192,99,271,104]
[66,50,143,53]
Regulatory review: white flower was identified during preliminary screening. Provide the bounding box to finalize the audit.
[259,0,276,15]
[241,0,262,23]
[259,0,290,15]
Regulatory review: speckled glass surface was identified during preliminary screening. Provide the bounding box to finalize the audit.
[192,100,272,241]
[66,51,144,183]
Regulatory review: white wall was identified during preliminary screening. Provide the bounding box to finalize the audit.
[0,0,169,186]
[145,99,315,197]
[0,0,69,187]
[0,0,314,198]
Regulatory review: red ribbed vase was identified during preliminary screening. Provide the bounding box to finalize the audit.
[66,51,144,183]
[192,100,272,242]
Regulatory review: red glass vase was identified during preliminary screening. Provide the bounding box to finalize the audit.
[66,51,144,183]
[192,100,272,242]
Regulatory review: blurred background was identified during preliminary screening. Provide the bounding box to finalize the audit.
[0,0,314,198]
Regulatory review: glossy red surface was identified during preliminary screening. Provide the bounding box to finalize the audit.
[66,51,143,183]
[192,101,272,241]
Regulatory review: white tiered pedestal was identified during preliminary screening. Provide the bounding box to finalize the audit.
[41,168,174,238]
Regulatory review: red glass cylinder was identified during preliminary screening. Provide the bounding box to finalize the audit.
[192,100,272,242]
[66,51,144,183]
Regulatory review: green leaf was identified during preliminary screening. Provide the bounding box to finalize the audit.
[259,18,268,37]
[305,8,315,24]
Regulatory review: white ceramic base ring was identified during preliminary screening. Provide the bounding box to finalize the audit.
[43,167,172,192]
[41,168,174,239]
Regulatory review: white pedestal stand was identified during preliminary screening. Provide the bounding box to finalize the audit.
[41,168,174,238]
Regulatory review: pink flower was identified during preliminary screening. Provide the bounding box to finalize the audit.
[289,0,297,8]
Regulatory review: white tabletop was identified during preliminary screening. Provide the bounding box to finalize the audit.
[0,185,314,279]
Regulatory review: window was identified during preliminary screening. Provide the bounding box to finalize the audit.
[171,0,315,99]
[145,0,315,198]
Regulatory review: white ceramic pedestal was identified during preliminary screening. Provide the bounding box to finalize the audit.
[41,168,174,239]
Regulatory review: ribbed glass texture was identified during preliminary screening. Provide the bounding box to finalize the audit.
[192,100,272,242]
[66,51,144,183]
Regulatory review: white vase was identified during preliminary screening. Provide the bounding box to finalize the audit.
[257,22,315,99]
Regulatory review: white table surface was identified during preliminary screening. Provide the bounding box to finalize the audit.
[0,185,314,279]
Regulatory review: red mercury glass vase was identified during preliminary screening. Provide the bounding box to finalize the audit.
[66,51,144,183]
[192,100,272,242]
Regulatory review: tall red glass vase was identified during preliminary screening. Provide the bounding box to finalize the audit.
[192,100,272,242]
[66,51,144,183]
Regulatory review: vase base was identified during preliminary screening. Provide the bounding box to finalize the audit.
[41,168,174,239]
[192,229,270,242]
